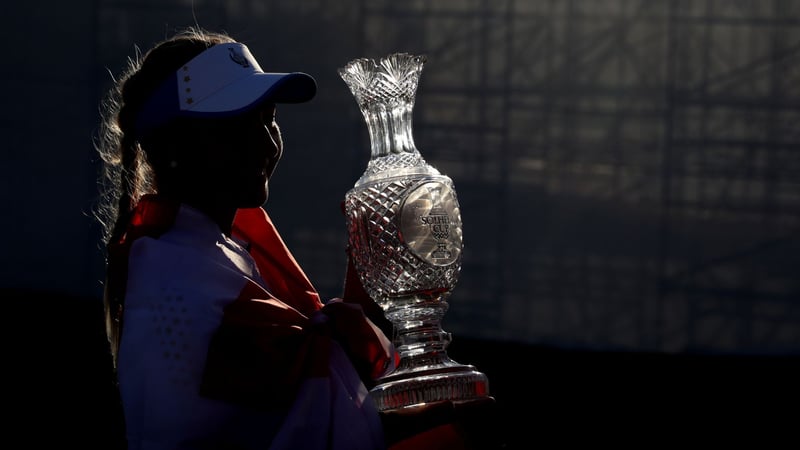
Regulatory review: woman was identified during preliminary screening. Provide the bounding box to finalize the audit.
[94,27,397,450]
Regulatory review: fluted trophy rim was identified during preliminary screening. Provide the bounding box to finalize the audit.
[337,52,428,78]
[338,52,428,109]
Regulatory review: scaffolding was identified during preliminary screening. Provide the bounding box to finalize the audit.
[357,0,800,353]
[92,0,800,354]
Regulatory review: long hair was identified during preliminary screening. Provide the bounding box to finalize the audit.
[93,27,236,364]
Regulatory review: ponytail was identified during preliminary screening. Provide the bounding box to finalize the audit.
[93,26,235,364]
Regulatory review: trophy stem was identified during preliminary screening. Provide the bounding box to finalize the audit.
[386,295,451,366]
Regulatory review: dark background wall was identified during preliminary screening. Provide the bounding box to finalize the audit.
[2,0,799,447]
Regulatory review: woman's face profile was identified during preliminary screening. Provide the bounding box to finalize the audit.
[185,103,283,209]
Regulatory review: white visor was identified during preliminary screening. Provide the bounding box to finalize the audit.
[135,42,316,138]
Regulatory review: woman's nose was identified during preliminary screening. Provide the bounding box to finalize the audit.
[265,129,281,160]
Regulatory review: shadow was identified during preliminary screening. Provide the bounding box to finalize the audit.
[6,287,798,448]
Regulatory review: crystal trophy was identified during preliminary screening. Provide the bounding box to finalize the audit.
[339,53,490,411]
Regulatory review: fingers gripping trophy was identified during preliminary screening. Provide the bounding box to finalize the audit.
[339,53,491,411]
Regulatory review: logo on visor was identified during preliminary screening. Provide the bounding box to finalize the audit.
[228,47,250,68]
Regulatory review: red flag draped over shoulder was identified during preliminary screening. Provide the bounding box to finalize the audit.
[230,207,322,316]
[199,206,396,409]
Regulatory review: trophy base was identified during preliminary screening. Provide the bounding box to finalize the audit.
[369,362,490,412]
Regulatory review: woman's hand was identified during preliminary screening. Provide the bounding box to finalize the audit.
[341,246,393,337]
